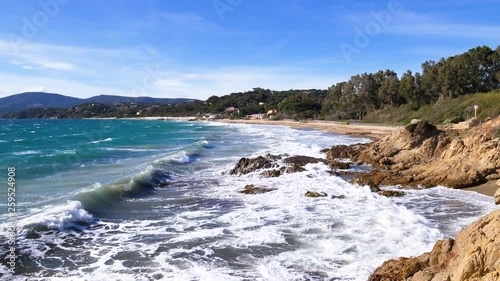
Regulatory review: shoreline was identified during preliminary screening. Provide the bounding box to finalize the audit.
[215,119,399,141]
[88,117,496,198]
[463,181,498,197]
[217,119,498,199]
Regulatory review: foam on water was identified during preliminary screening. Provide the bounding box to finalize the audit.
[12,150,42,156]
[18,201,93,231]
[1,121,496,280]
[89,137,114,144]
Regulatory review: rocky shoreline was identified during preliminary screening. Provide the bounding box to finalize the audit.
[227,117,500,280]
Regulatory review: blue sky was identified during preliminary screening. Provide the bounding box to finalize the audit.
[0,0,499,99]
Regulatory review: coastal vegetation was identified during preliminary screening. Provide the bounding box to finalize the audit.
[2,45,499,124]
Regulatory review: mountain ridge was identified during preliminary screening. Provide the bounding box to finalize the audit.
[0,92,197,114]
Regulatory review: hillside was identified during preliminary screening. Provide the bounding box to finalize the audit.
[0,92,82,114]
[364,90,500,125]
[85,95,196,105]
[0,92,196,114]
[2,45,499,121]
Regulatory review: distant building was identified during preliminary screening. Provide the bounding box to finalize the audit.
[267,109,278,115]
[248,114,265,120]
[259,102,265,105]
[205,114,218,120]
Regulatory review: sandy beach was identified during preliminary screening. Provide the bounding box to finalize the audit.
[216,119,398,141]
[216,118,499,198]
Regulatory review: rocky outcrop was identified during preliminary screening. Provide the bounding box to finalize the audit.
[229,154,281,175]
[369,209,500,281]
[239,185,276,194]
[230,155,329,176]
[325,118,500,189]
[324,144,367,160]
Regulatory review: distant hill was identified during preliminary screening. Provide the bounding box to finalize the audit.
[0,92,197,114]
[85,95,196,105]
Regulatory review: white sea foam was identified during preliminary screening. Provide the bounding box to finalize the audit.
[13,150,42,156]
[89,137,113,144]
[155,150,193,164]
[44,149,77,157]
[100,147,157,152]
[19,201,93,231]
[5,122,496,281]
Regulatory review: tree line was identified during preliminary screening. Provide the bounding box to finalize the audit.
[3,45,499,121]
[322,45,500,120]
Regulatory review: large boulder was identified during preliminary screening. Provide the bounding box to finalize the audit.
[229,154,281,175]
[350,118,500,189]
[230,155,325,176]
[369,209,500,281]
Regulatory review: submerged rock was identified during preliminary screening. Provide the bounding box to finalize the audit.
[261,169,281,178]
[377,190,405,197]
[285,164,307,173]
[305,191,328,198]
[238,185,276,194]
[369,209,500,281]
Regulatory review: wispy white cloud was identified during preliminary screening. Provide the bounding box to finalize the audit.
[150,67,344,98]
[0,39,343,99]
[11,59,77,71]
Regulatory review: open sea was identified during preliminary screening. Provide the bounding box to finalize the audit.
[0,119,496,281]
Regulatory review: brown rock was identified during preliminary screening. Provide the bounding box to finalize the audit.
[326,160,351,169]
[230,155,279,175]
[261,169,281,178]
[369,210,500,281]
[368,256,428,281]
[305,191,328,198]
[285,164,306,173]
[352,118,500,189]
[324,144,367,160]
[377,190,405,197]
[495,187,500,205]
[238,185,276,194]
[283,156,325,166]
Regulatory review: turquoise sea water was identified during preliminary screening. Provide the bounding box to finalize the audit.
[0,119,496,280]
